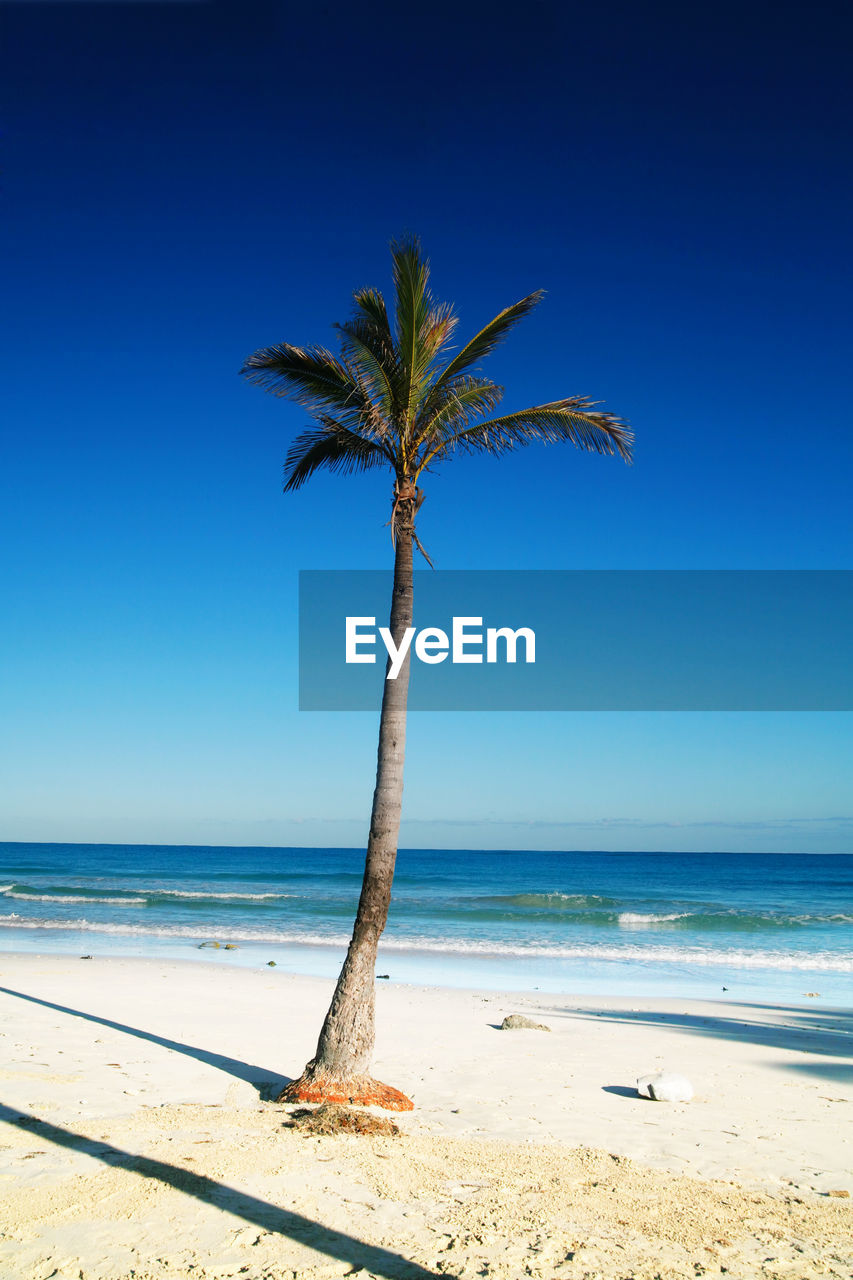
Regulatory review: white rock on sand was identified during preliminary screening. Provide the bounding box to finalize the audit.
[636,1070,695,1102]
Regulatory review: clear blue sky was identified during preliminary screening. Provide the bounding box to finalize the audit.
[2,1,851,851]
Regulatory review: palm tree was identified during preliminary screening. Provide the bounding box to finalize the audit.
[241,237,633,1110]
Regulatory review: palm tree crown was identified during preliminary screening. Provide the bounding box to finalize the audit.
[241,237,633,507]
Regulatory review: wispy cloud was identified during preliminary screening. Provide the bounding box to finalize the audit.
[401,815,853,832]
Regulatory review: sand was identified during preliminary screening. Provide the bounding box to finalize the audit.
[0,953,850,1279]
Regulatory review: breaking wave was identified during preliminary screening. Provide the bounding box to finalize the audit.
[148,889,293,901]
[617,912,689,925]
[6,892,147,905]
[0,884,292,905]
[486,893,617,909]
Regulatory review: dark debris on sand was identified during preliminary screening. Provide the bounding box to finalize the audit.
[282,1104,401,1137]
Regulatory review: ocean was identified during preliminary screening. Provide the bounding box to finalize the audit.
[0,844,851,1004]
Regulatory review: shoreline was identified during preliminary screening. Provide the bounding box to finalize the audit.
[3,930,851,1007]
[1,952,850,1278]
[4,847,851,1012]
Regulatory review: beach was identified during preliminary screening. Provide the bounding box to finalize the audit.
[1,952,850,1279]
[6,1,853,1276]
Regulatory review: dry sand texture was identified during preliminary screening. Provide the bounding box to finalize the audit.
[0,954,850,1279]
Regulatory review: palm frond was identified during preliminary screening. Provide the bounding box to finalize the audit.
[391,235,430,386]
[413,376,505,451]
[418,397,634,470]
[283,417,393,492]
[334,317,401,423]
[240,342,364,416]
[418,301,458,373]
[390,236,458,428]
[336,354,396,447]
[352,287,393,342]
[419,291,545,419]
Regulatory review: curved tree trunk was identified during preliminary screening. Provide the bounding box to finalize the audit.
[278,499,416,1110]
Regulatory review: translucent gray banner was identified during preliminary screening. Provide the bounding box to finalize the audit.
[298,571,853,711]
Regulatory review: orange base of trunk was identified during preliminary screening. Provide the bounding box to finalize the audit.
[277,1073,414,1111]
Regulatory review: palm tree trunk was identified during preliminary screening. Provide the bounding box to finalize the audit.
[278,512,415,1110]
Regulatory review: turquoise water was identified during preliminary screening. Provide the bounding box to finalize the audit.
[0,844,851,1003]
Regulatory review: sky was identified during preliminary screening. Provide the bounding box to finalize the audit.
[2,0,852,852]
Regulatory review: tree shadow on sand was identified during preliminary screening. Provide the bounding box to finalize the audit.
[0,1103,445,1280]
[540,1001,853,1085]
[0,985,289,1099]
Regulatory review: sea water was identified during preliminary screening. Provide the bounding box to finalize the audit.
[0,844,850,1004]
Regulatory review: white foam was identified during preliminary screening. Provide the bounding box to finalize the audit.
[7,893,147,905]
[0,915,850,973]
[618,912,688,925]
[4,887,292,903]
[150,890,293,900]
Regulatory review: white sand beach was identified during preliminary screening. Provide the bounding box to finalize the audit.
[0,952,850,1279]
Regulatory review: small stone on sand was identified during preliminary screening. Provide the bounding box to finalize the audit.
[500,1014,551,1032]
